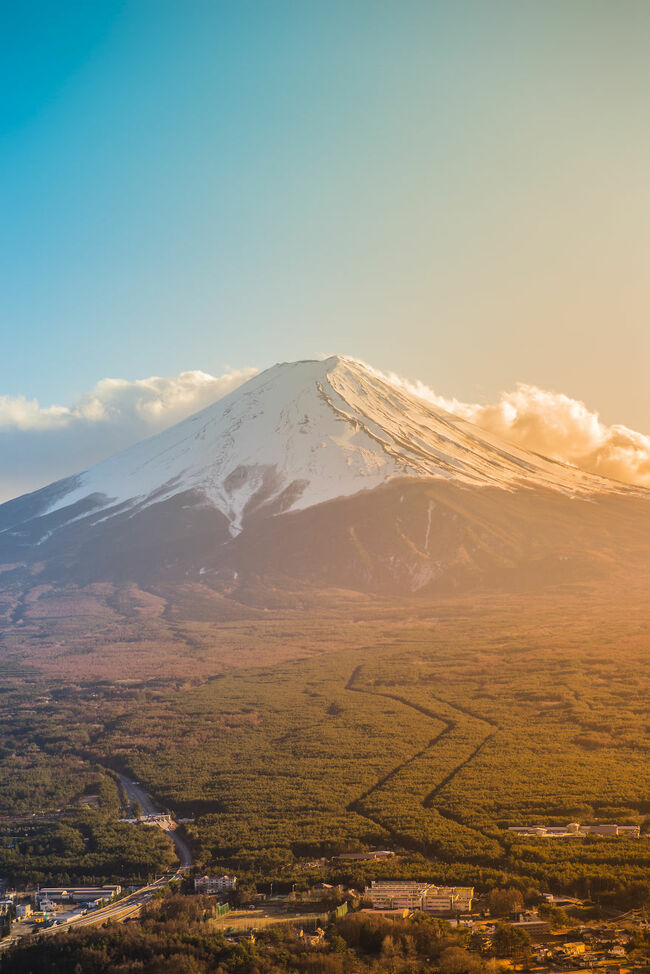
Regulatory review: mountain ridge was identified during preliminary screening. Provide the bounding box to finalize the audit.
[0,355,638,543]
[0,355,648,600]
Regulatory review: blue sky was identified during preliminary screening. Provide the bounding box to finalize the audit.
[2,1,650,498]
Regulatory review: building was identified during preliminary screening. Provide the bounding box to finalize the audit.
[614,825,641,838]
[123,813,174,828]
[542,894,581,906]
[37,885,121,904]
[366,882,474,914]
[194,875,237,895]
[559,942,586,957]
[333,850,395,862]
[366,882,428,911]
[508,822,640,839]
[422,887,474,914]
[36,898,57,912]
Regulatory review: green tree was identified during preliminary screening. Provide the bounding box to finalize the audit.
[492,923,531,962]
[488,888,524,917]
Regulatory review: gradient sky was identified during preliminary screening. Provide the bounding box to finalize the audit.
[2,0,650,431]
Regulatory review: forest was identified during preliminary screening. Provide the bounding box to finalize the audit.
[0,589,648,898]
[0,891,537,974]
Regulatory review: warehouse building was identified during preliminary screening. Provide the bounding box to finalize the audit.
[37,885,121,905]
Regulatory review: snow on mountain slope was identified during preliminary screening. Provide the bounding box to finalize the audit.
[24,355,632,539]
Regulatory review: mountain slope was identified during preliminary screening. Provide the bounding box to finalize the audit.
[0,356,633,536]
[0,355,647,598]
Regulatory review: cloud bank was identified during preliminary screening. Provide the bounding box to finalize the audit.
[455,385,650,488]
[1,360,650,503]
[0,367,257,502]
[368,364,650,489]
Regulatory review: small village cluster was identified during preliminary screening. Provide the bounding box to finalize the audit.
[1,864,648,972]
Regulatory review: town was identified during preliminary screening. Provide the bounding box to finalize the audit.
[2,849,650,972]
[0,762,648,971]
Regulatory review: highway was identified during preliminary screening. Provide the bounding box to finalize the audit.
[0,775,192,953]
[46,871,183,933]
[0,870,187,950]
[118,773,159,816]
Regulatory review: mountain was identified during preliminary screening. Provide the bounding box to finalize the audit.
[1,355,649,599]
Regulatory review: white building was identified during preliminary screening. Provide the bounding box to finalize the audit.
[194,875,237,895]
[508,822,640,839]
[423,886,474,914]
[366,881,473,914]
[35,897,57,911]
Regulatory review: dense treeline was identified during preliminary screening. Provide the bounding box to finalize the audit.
[0,894,514,974]
[0,809,176,886]
[0,603,648,896]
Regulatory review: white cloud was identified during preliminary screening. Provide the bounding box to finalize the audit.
[456,384,650,488]
[364,361,650,489]
[0,395,71,431]
[0,368,257,432]
[0,367,257,502]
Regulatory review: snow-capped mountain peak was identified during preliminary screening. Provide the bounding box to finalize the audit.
[3,355,631,544]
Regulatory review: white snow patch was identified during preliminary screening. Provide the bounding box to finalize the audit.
[424,501,434,551]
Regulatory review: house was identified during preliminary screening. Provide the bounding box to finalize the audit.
[559,942,586,957]
[609,946,627,958]
[36,898,57,911]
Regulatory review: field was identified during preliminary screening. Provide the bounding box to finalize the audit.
[0,580,648,900]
